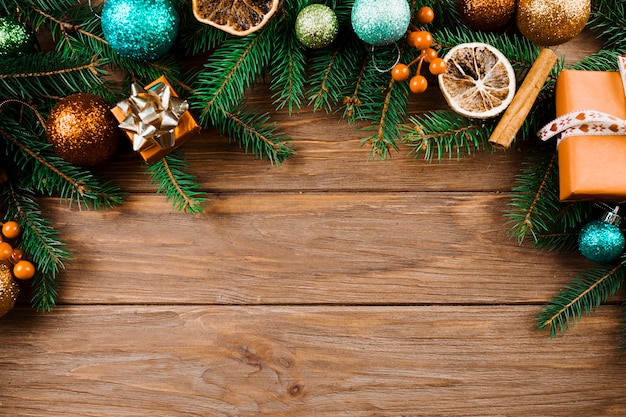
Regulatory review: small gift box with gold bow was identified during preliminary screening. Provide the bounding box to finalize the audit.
[111,76,200,163]
[539,57,626,202]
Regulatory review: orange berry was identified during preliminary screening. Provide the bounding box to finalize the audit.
[409,75,428,94]
[13,260,35,280]
[2,221,21,239]
[416,6,435,25]
[429,57,447,75]
[406,31,420,48]
[0,242,13,260]
[412,31,433,51]
[391,63,410,82]
[422,47,438,63]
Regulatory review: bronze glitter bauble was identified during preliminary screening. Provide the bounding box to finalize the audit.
[516,0,590,46]
[0,261,19,319]
[459,0,516,32]
[46,93,120,166]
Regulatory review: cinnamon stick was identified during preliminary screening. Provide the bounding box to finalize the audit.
[488,48,558,150]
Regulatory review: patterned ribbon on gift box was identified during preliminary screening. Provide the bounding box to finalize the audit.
[538,55,626,145]
[117,81,189,152]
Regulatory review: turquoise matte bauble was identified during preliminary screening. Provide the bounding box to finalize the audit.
[101,0,179,62]
[351,0,411,46]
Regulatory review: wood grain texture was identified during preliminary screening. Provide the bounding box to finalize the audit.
[39,193,595,305]
[1,28,623,416]
[2,306,625,417]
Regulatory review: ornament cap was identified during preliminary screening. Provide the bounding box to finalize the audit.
[601,206,621,226]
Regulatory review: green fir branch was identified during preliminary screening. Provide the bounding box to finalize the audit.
[537,263,626,337]
[505,149,561,244]
[270,19,308,114]
[146,151,206,214]
[355,46,412,159]
[400,110,495,160]
[1,181,70,312]
[1,117,124,210]
[0,52,107,100]
[432,26,540,70]
[192,27,273,125]
[178,20,228,56]
[305,1,361,113]
[214,106,294,164]
[569,49,622,71]
[589,0,626,51]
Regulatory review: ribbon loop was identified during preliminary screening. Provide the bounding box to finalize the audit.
[116,80,188,153]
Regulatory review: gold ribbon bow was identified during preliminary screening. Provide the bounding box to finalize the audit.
[117,82,189,152]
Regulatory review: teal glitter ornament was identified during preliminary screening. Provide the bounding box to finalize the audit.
[351,0,410,46]
[295,4,338,49]
[578,208,625,264]
[0,17,35,58]
[101,0,179,62]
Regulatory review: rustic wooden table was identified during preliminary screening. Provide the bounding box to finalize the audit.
[1,31,625,416]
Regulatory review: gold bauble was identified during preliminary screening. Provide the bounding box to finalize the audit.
[0,260,19,319]
[459,0,516,32]
[46,93,120,166]
[516,0,590,46]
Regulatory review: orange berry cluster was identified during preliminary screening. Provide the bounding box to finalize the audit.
[391,6,446,94]
[0,220,36,280]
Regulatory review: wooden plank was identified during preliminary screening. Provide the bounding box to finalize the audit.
[1,305,625,416]
[39,193,594,305]
[99,114,532,194]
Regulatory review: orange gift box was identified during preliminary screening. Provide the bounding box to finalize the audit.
[111,76,200,163]
[555,69,626,202]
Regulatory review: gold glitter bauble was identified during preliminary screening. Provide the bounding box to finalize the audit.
[516,0,590,46]
[46,93,120,166]
[459,0,516,32]
[0,261,19,319]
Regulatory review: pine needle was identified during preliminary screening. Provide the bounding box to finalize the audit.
[146,151,206,214]
[537,263,626,337]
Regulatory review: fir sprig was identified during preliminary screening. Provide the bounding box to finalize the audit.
[192,29,272,123]
[146,151,206,214]
[0,52,107,100]
[537,263,626,338]
[432,26,540,69]
[1,181,70,312]
[270,21,308,114]
[216,106,294,164]
[589,0,626,51]
[401,110,495,160]
[354,46,412,158]
[505,149,561,245]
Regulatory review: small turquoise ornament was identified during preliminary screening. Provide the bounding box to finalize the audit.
[295,4,338,49]
[351,0,410,46]
[0,17,35,58]
[578,207,625,264]
[101,0,179,62]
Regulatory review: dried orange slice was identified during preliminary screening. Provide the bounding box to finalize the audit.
[192,0,280,36]
[438,42,516,119]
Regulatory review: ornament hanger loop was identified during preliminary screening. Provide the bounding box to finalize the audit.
[86,0,101,18]
[370,43,401,73]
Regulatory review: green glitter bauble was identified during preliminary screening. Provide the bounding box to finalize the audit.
[295,4,338,49]
[0,17,35,58]
[351,0,410,46]
[578,220,625,264]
